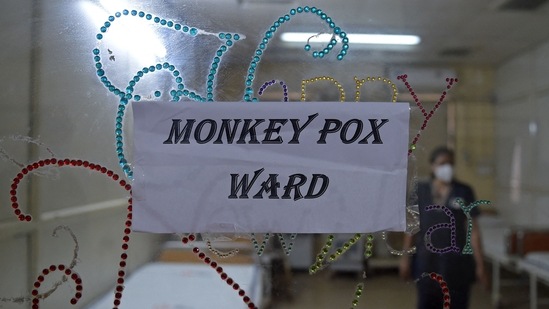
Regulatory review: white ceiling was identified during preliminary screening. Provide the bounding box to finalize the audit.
[171,0,549,66]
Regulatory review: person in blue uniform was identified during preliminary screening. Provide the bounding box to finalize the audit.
[399,147,487,309]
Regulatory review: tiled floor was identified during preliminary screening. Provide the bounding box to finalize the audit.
[270,269,494,309]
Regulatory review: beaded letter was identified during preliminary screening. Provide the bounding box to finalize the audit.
[301,76,345,102]
[381,206,419,255]
[94,10,241,102]
[258,79,289,101]
[348,283,364,308]
[250,233,271,256]
[381,231,416,256]
[243,7,349,102]
[93,10,242,179]
[423,205,460,254]
[354,76,398,102]
[397,75,458,156]
[456,199,491,254]
[364,234,374,258]
[418,272,451,309]
[206,239,239,259]
[309,233,362,274]
[278,233,297,255]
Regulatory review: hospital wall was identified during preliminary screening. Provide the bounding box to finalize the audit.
[494,39,549,226]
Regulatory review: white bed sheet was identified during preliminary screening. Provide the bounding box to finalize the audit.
[519,252,549,281]
[86,262,263,309]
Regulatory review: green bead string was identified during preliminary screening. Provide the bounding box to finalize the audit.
[277,233,297,255]
[309,233,362,274]
[250,233,270,256]
[364,234,374,258]
[457,199,491,254]
[243,6,349,102]
[349,283,364,308]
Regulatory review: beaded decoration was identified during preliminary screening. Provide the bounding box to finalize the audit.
[249,233,297,256]
[0,226,79,306]
[31,265,82,308]
[309,233,363,274]
[250,233,271,256]
[354,76,398,102]
[243,6,349,102]
[381,206,419,255]
[93,9,243,179]
[381,231,416,256]
[181,236,258,309]
[9,158,133,309]
[364,234,374,258]
[206,239,239,258]
[349,283,364,308]
[277,233,297,255]
[417,272,451,309]
[456,199,491,254]
[258,80,288,101]
[94,9,241,102]
[301,76,345,102]
[107,62,207,179]
[397,75,458,156]
[423,205,460,254]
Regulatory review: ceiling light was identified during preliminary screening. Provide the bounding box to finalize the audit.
[280,32,420,45]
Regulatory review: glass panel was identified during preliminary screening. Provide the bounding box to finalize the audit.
[2,1,549,308]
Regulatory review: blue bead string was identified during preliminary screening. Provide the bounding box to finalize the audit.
[243,6,349,102]
[114,63,206,179]
[92,9,242,178]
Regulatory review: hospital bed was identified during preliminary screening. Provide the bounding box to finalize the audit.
[518,252,549,309]
[87,240,265,309]
[479,216,524,307]
[480,216,549,308]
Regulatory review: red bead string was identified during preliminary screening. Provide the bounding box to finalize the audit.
[9,158,133,309]
[31,264,82,309]
[419,272,451,309]
[114,196,132,309]
[9,158,132,221]
[397,75,458,156]
[182,235,258,309]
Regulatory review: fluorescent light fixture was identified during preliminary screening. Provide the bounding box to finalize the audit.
[280,32,420,45]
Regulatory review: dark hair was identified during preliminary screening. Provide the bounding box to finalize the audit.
[429,146,454,164]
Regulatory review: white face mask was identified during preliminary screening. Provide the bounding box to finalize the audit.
[434,164,453,183]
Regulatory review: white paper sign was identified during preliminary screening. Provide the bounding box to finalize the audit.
[132,101,409,233]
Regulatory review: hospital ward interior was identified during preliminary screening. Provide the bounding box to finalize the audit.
[2,0,549,308]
